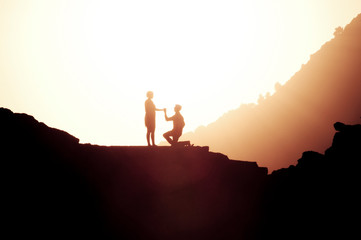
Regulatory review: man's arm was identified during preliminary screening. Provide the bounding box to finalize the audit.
[164,109,173,121]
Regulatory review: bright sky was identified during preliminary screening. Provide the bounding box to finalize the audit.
[1,0,360,145]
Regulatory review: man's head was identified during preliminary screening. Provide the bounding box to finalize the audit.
[146,91,154,99]
[174,104,182,112]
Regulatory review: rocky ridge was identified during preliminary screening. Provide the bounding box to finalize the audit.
[1,107,360,239]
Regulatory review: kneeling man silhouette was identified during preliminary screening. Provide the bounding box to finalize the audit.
[163,105,185,146]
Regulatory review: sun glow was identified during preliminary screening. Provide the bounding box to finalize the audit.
[1,0,360,145]
[56,0,282,144]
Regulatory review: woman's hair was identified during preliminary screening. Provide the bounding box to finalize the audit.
[146,91,153,98]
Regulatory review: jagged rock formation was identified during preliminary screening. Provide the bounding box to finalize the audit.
[1,107,360,239]
[259,121,361,239]
[0,107,267,239]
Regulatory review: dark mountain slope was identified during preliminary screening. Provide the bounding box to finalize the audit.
[183,13,361,171]
[0,107,266,239]
[258,121,361,239]
[1,105,360,239]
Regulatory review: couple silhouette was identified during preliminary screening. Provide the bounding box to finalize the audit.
[145,91,185,147]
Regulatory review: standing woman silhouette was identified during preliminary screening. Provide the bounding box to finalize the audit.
[145,91,164,146]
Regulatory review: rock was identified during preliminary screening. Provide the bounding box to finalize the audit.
[0,107,267,240]
[2,107,360,239]
[326,121,361,162]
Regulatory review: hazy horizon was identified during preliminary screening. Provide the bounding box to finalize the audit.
[1,0,360,146]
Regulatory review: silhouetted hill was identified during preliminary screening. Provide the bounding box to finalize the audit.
[0,107,266,239]
[259,121,361,239]
[1,107,360,239]
[182,13,361,171]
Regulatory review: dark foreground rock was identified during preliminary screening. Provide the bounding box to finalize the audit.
[0,108,267,239]
[259,121,361,239]
[1,107,360,239]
